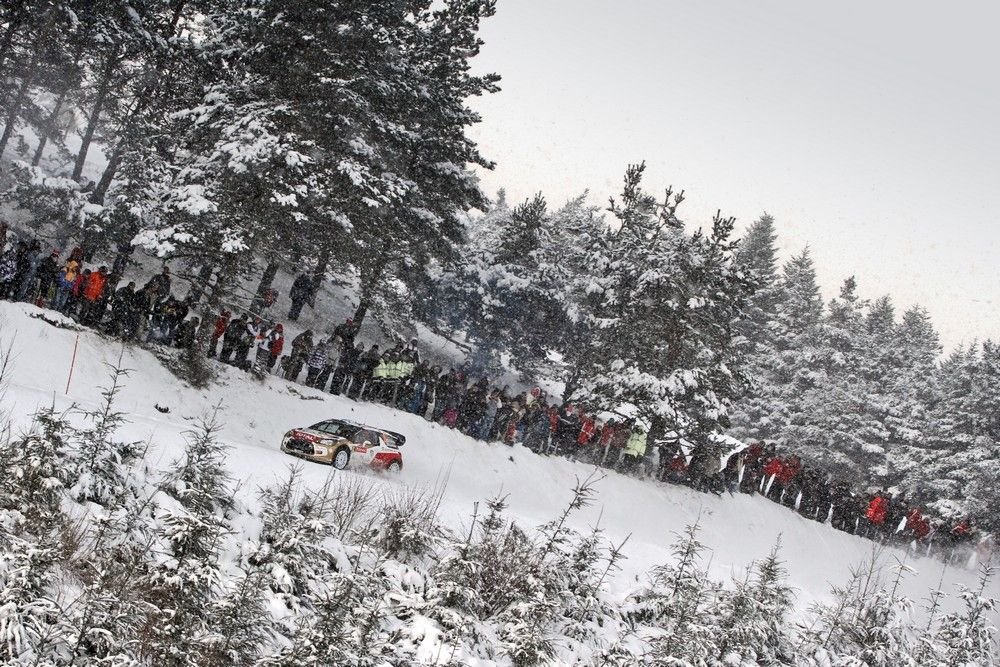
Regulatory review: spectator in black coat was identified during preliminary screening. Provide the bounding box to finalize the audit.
[288,273,314,321]
[220,315,247,363]
[34,249,60,305]
[332,317,359,349]
[109,281,138,338]
[330,341,360,394]
[284,330,314,382]
[351,343,380,398]
[145,266,171,299]
[554,404,581,456]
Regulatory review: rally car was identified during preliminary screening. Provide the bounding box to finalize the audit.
[280,419,404,472]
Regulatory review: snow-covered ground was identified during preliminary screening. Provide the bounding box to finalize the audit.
[1,300,995,622]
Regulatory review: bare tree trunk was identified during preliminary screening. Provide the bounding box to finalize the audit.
[72,52,119,182]
[170,0,189,31]
[32,82,70,166]
[311,245,330,294]
[110,230,138,280]
[353,242,392,328]
[32,42,83,166]
[250,259,279,316]
[352,299,370,327]
[90,149,122,204]
[0,1,27,74]
[187,263,215,303]
[185,257,237,386]
[0,50,41,157]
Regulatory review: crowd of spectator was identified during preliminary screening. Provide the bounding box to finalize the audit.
[0,248,992,565]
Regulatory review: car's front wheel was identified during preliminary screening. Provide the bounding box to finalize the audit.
[386,460,402,473]
[332,447,350,470]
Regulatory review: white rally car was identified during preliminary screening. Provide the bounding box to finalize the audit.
[280,418,404,472]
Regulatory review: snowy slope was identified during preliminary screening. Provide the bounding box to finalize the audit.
[1,300,995,621]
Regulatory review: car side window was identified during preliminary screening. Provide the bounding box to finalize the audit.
[353,429,378,445]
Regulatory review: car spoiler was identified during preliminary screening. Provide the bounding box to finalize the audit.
[384,430,406,447]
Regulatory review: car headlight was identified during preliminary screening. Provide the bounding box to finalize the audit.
[315,447,328,457]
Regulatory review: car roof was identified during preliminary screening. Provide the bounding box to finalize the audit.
[312,419,406,445]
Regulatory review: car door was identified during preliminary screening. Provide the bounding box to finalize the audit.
[350,429,382,465]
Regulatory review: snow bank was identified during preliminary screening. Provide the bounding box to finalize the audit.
[0,300,994,619]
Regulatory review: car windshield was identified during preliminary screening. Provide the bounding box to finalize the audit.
[310,421,359,439]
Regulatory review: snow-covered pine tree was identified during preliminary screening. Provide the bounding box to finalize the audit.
[0,409,70,663]
[442,193,561,377]
[568,163,756,437]
[440,192,608,383]
[926,564,998,666]
[798,551,921,665]
[864,301,943,492]
[735,213,782,352]
[625,522,720,663]
[913,340,1000,527]
[129,0,500,352]
[140,412,233,666]
[781,277,895,483]
[64,360,145,505]
[81,0,213,272]
[714,540,795,664]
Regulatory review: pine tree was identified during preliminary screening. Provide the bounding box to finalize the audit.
[626,522,720,663]
[799,552,921,665]
[141,413,233,666]
[65,360,145,505]
[736,213,782,351]
[440,192,606,382]
[129,0,501,350]
[715,541,795,664]
[928,564,998,666]
[0,410,69,663]
[569,163,756,437]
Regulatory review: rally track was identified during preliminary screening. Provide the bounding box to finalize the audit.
[2,300,996,618]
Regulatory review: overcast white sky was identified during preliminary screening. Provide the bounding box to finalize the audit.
[465,0,1000,351]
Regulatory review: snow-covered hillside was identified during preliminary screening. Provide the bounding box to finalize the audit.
[3,300,993,621]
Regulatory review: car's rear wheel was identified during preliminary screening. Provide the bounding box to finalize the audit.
[332,447,350,470]
[386,460,402,473]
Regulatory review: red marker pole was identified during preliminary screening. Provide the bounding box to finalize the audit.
[65,333,80,395]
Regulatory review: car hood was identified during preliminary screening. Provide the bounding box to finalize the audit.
[288,428,344,443]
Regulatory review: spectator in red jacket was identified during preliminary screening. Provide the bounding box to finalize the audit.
[594,419,615,466]
[577,413,595,445]
[761,456,784,497]
[775,455,803,506]
[949,517,973,544]
[906,508,931,540]
[207,309,231,358]
[572,412,596,461]
[777,455,802,485]
[865,492,889,538]
[79,266,108,325]
[268,323,285,370]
